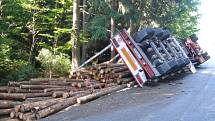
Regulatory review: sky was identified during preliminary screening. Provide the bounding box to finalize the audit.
[198,0,215,54]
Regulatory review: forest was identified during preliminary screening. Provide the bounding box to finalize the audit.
[0,0,200,84]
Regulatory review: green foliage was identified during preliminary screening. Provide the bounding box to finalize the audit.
[36,48,71,77]
[0,0,201,84]
[146,0,200,39]
[0,60,39,84]
[3,61,39,82]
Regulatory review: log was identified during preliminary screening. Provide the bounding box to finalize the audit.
[108,63,125,68]
[77,82,85,88]
[18,112,34,120]
[0,108,13,116]
[98,64,107,70]
[10,111,19,118]
[0,93,26,101]
[9,81,72,87]
[116,72,132,78]
[25,97,53,102]
[112,67,128,73]
[20,98,65,112]
[62,90,92,98]
[5,119,20,121]
[0,101,21,109]
[8,88,44,93]
[90,83,105,89]
[14,105,21,112]
[65,79,85,83]
[117,78,134,84]
[77,84,127,104]
[105,83,118,88]
[20,85,63,90]
[44,88,72,93]
[8,81,32,87]
[35,94,87,119]
[30,78,66,82]
[71,82,78,87]
[22,113,36,121]
[25,92,52,98]
[52,91,64,98]
[0,86,9,93]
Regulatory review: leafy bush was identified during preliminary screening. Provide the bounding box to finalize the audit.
[0,60,39,84]
[36,48,71,78]
[5,61,39,81]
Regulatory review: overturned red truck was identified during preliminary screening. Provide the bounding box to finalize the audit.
[183,34,210,66]
[111,28,210,87]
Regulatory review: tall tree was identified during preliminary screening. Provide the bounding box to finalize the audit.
[110,0,118,59]
[71,0,81,72]
[81,0,88,63]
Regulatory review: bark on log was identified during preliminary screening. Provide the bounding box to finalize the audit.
[44,87,73,93]
[65,79,85,82]
[90,83,105,89]
[108,63,125,68]
[0,101,21,109]
[77,82,85,88]
[20,85,64,90]
[0,86,9,92]
[52,91,64,98]
[20,98,65,112]
[5,119,20,121]
[35,94,87,119]
[117,78,134,84]
[25,97,52,103]
[77,84,127,104]
[112,67,128,73]
[30,78,66,82]
[9,81,72,87]
[116,72,132,78]
[105,83,118,88]
[19,112,34,121]
[71,82,78,87]
[25,92,52,98]
[62,90,92,98]
[0,108,13,116]
[0,93,26,101]
[8,88,44,93]
[8,81,32,87]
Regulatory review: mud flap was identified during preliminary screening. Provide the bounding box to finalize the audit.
[188,63,196,73]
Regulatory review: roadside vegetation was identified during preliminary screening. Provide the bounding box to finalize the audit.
[0,0,200,84]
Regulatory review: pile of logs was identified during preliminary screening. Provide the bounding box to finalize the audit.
[72,63,134,84]
[0,63,135,121]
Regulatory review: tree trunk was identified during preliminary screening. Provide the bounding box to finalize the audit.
[71,0,81,73]
[110,17,116,59]
[110,0,118,59]
[81,0,88,63]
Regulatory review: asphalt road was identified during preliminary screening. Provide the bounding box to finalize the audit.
[42,58,215,121]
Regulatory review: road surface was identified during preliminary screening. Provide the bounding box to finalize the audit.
[42,57,215,121]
